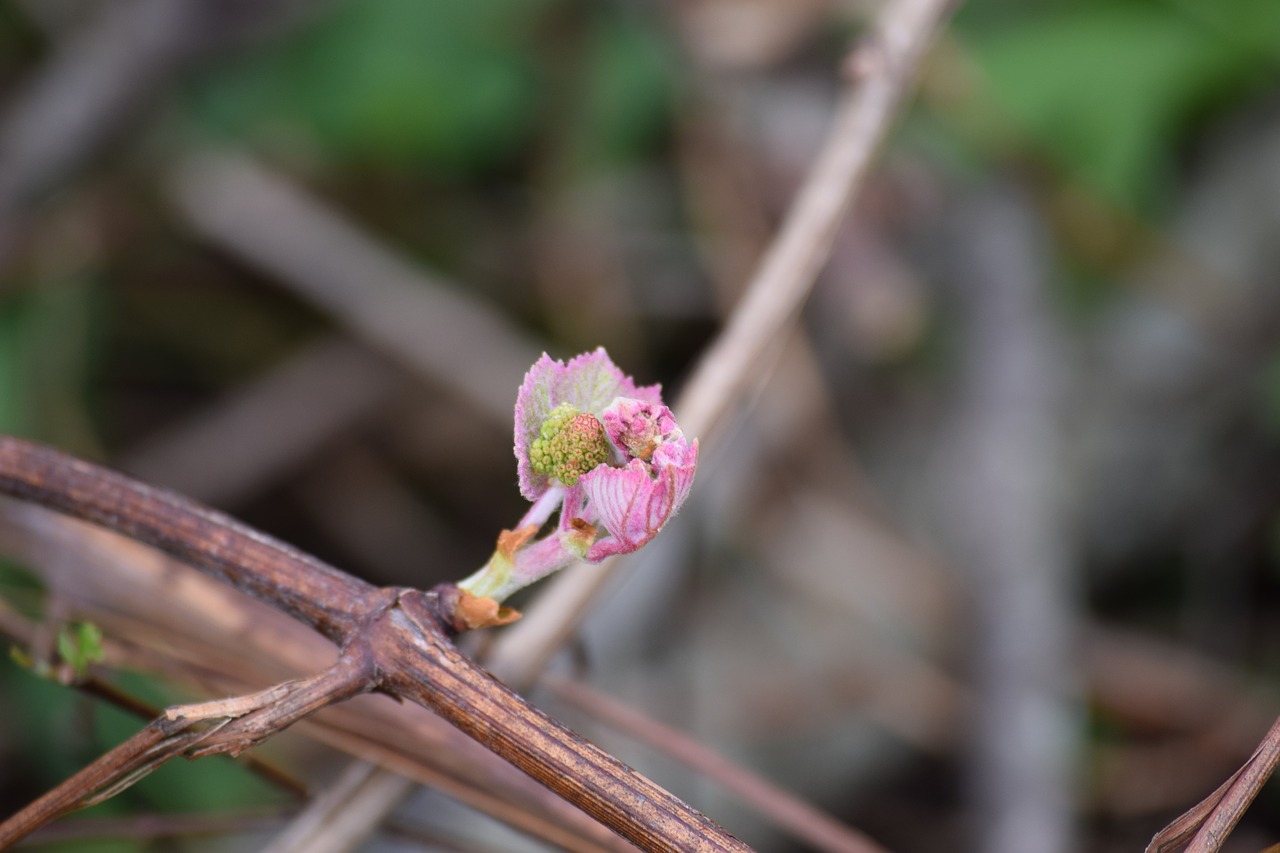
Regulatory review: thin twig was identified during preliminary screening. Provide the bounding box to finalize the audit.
[674,11,951,443]
[487,0,962,690]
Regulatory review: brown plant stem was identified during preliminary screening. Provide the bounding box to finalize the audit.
[382,592,744,853]
[0,435,752,853]
[0,436,380,644]
[1146,713,1280,853]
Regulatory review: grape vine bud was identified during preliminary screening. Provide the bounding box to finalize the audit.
[457,347,698,611]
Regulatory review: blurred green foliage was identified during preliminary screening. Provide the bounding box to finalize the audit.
[0,297,28,437]
[187,0,673,177]
[55,621,104,678]
[192,0,547,172]
[0,275,107,455]
[960,0,1280,210]
[557,12,676,175]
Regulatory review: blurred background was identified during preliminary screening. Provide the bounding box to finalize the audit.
[2,0,1280,851]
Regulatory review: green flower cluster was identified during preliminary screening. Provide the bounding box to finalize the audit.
[528,403,610,486]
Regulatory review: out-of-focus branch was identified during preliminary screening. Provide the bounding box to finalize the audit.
[935,184,1076,853]
[545,674,889,853]
[676,0,957,443]
[166,152,544,424]
[119,336,404,508]
[20,809,290,846]
[260,760,414,853]
[487,0,961,690]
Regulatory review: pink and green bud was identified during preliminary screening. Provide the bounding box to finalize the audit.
[458,347,698,609]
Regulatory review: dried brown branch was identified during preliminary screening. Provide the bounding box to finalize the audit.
[1,654,371,848]
[1146,714,1280,853]
[0,436,380,644]
[0,436,752,853]
[0,501,635,853]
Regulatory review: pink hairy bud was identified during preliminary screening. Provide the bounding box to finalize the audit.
[458,347,698,609]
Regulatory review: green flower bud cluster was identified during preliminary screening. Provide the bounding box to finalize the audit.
[529,402,610,486]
